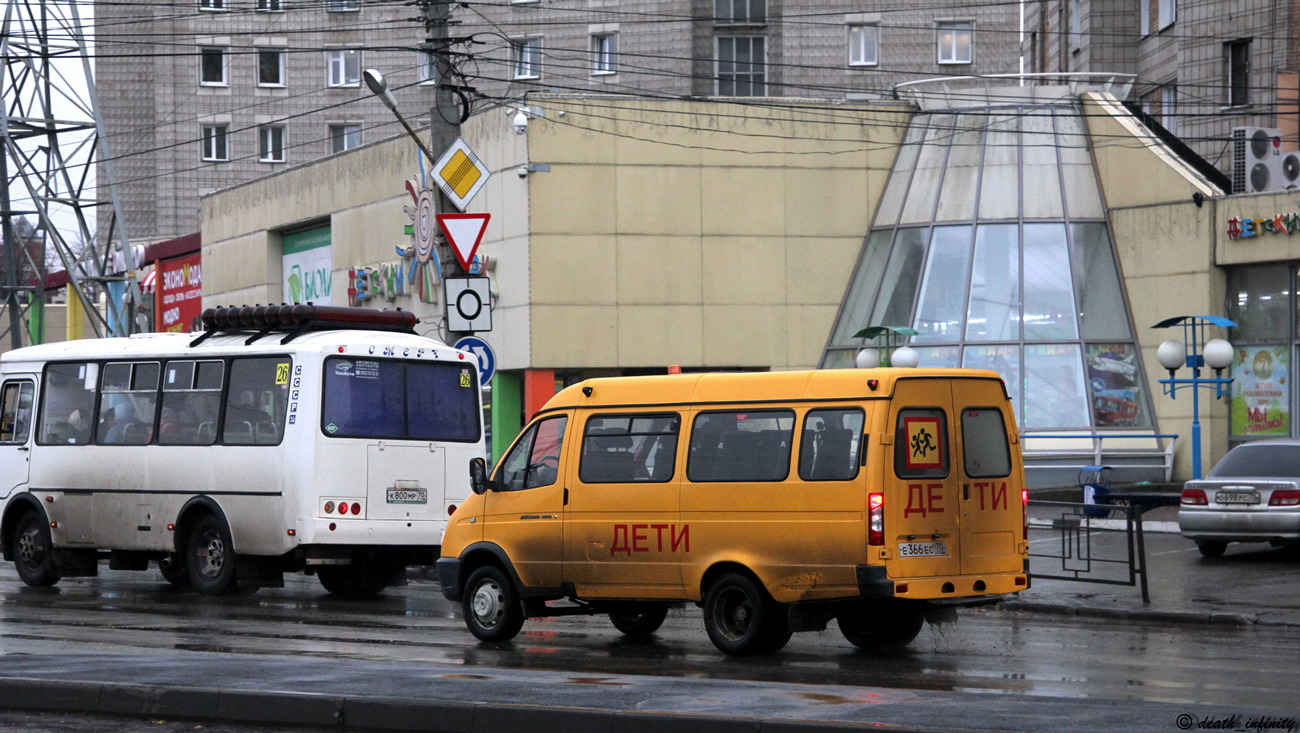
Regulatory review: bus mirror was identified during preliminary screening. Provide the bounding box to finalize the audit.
[469,457,491,495]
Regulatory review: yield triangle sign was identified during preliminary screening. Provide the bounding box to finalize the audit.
[437,213,491,271]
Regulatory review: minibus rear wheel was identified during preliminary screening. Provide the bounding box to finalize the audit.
[13,512,60,587]
[187,514,240,595]
[318,560,403,598]
[837,600,924,651]
[703,573,790,656]
[463,565,525,642]
[608,603,669,638]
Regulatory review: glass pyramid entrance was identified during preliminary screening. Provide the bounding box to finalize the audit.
[821,101,1152,431]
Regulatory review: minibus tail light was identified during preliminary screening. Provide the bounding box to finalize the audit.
[1181,489,1208,506]
[868,493,884,546]
[1022,488,1029,540]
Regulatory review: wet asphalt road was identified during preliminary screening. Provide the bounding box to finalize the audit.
[0,547,1297,716]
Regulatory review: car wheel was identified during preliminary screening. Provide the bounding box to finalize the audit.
[703,572,788,656]
[187,514,240,595]
[837,600,925,651]
[1196,540,1228,558]
[609,604,669,639]
[462,565,525,642]
[13,512,60,587]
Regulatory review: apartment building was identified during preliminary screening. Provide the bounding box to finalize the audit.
[1024,0,1300,179]
[95,1,1020,245]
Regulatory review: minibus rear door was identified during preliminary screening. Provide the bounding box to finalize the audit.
[885,379,961,579]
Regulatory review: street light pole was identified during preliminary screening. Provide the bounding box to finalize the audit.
[1153,315,1237,480]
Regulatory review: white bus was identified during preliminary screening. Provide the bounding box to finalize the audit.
[0,305,484,596]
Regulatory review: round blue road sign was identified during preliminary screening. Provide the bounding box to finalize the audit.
[453,336,495,387]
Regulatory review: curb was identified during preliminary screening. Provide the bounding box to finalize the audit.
[0,677,942,733]
[995,599,1275,627]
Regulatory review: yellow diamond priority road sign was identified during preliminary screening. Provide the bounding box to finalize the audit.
[432,138,490,212]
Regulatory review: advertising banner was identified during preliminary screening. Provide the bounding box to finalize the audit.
[156,252,203,333]
[282,226,333,305]
[1231,345,1289,436]
[1085,344,1143,427]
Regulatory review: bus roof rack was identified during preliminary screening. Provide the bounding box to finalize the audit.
[190,304,419,347]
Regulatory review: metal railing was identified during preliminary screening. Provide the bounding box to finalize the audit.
[1027,499,1152,603]
[1022,433,1178,482]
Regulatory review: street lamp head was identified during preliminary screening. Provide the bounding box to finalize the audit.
[1204,338,1235,371]
[363,68,399,113]
[1157,339,1186,372]
[855,348,880,369]
[891,345,920,369]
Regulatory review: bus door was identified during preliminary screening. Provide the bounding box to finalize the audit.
[483,412,571,590]
[886,379,961,579]
[953,381,1024,575]
[0,376,36,498]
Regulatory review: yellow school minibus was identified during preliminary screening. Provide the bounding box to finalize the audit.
[438,368,1029,655]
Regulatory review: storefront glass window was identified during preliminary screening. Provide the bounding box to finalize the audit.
[913,226,973,342]
[1073,223,1132,339]
[869,227,928,327]
[1023,344,1090,429]
[966,224,1020,341]
[1023,223,1078,340]
[827,230,892,346]
[964,344,1021,410]
[1227,265,1289,343]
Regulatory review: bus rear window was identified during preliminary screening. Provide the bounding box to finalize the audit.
[322,358,480,442]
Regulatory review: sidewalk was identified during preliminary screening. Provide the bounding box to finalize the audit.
[1006,500,1300,628]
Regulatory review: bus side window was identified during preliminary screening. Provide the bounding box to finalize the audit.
[223,357,290,446]
[0,381,35,444]
[159,360,224,446]
[37,363,97,445]
[97,362,160,445]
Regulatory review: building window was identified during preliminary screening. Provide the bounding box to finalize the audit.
[201,124,229,162]
[327,49,361,87]
[1143,0,1177,34]
[937,21,972,64]
[258,50,285,87]
[591,33,617,74]
[1161,85,1177,133]
[199,0,227,10]
[259,125,285,163]
[1069,0,1082,50]
[330,124,361,153]
[848,24,878,67]
[326,0,359,11]
[256,0,282,11]
[199,48,227,86]
[419,51,438,84]
[512,38,541,79]
[1227,39,1251,107]
[715,0,765,25]
[717,36,765,96]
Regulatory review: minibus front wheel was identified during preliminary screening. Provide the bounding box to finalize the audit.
[463,564,525,642]
[703,573,791,656]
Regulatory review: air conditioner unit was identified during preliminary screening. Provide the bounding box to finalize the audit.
[1231,127,1285,193]
[1282,151,1300,189]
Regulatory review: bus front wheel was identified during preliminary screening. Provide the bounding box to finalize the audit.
[187,515,239,595]
[13,512,60,587]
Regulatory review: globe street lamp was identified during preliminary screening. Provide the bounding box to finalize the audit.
[853,326,921,369]
[1152,315,1237,479]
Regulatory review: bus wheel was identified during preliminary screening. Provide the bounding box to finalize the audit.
[462,565,525,643]
[158,553,189,587]
[609,604,669,639]
[187,515,239,595]
[317,561,402,598]
[703,573,789,656]
[13,512,60,587]
[837,600,925,651]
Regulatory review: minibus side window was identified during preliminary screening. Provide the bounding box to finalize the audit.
[0,381,35,444]
[579,413,679,483]
[223,357,291,445]
[687,410,794,482]
[497,416,567,491]
[894,408,949,479]
[97,362,161,445]
[960,407,1011,478]
[798,408,865,481]
[160,360,224,446]
[38,363,97,445]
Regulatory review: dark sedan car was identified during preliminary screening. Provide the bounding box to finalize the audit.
[1179,440,1300,557]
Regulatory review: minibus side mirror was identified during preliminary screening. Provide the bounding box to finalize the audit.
[469,457,493,494]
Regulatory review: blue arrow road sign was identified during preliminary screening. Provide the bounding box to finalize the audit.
[454,336,495,387]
